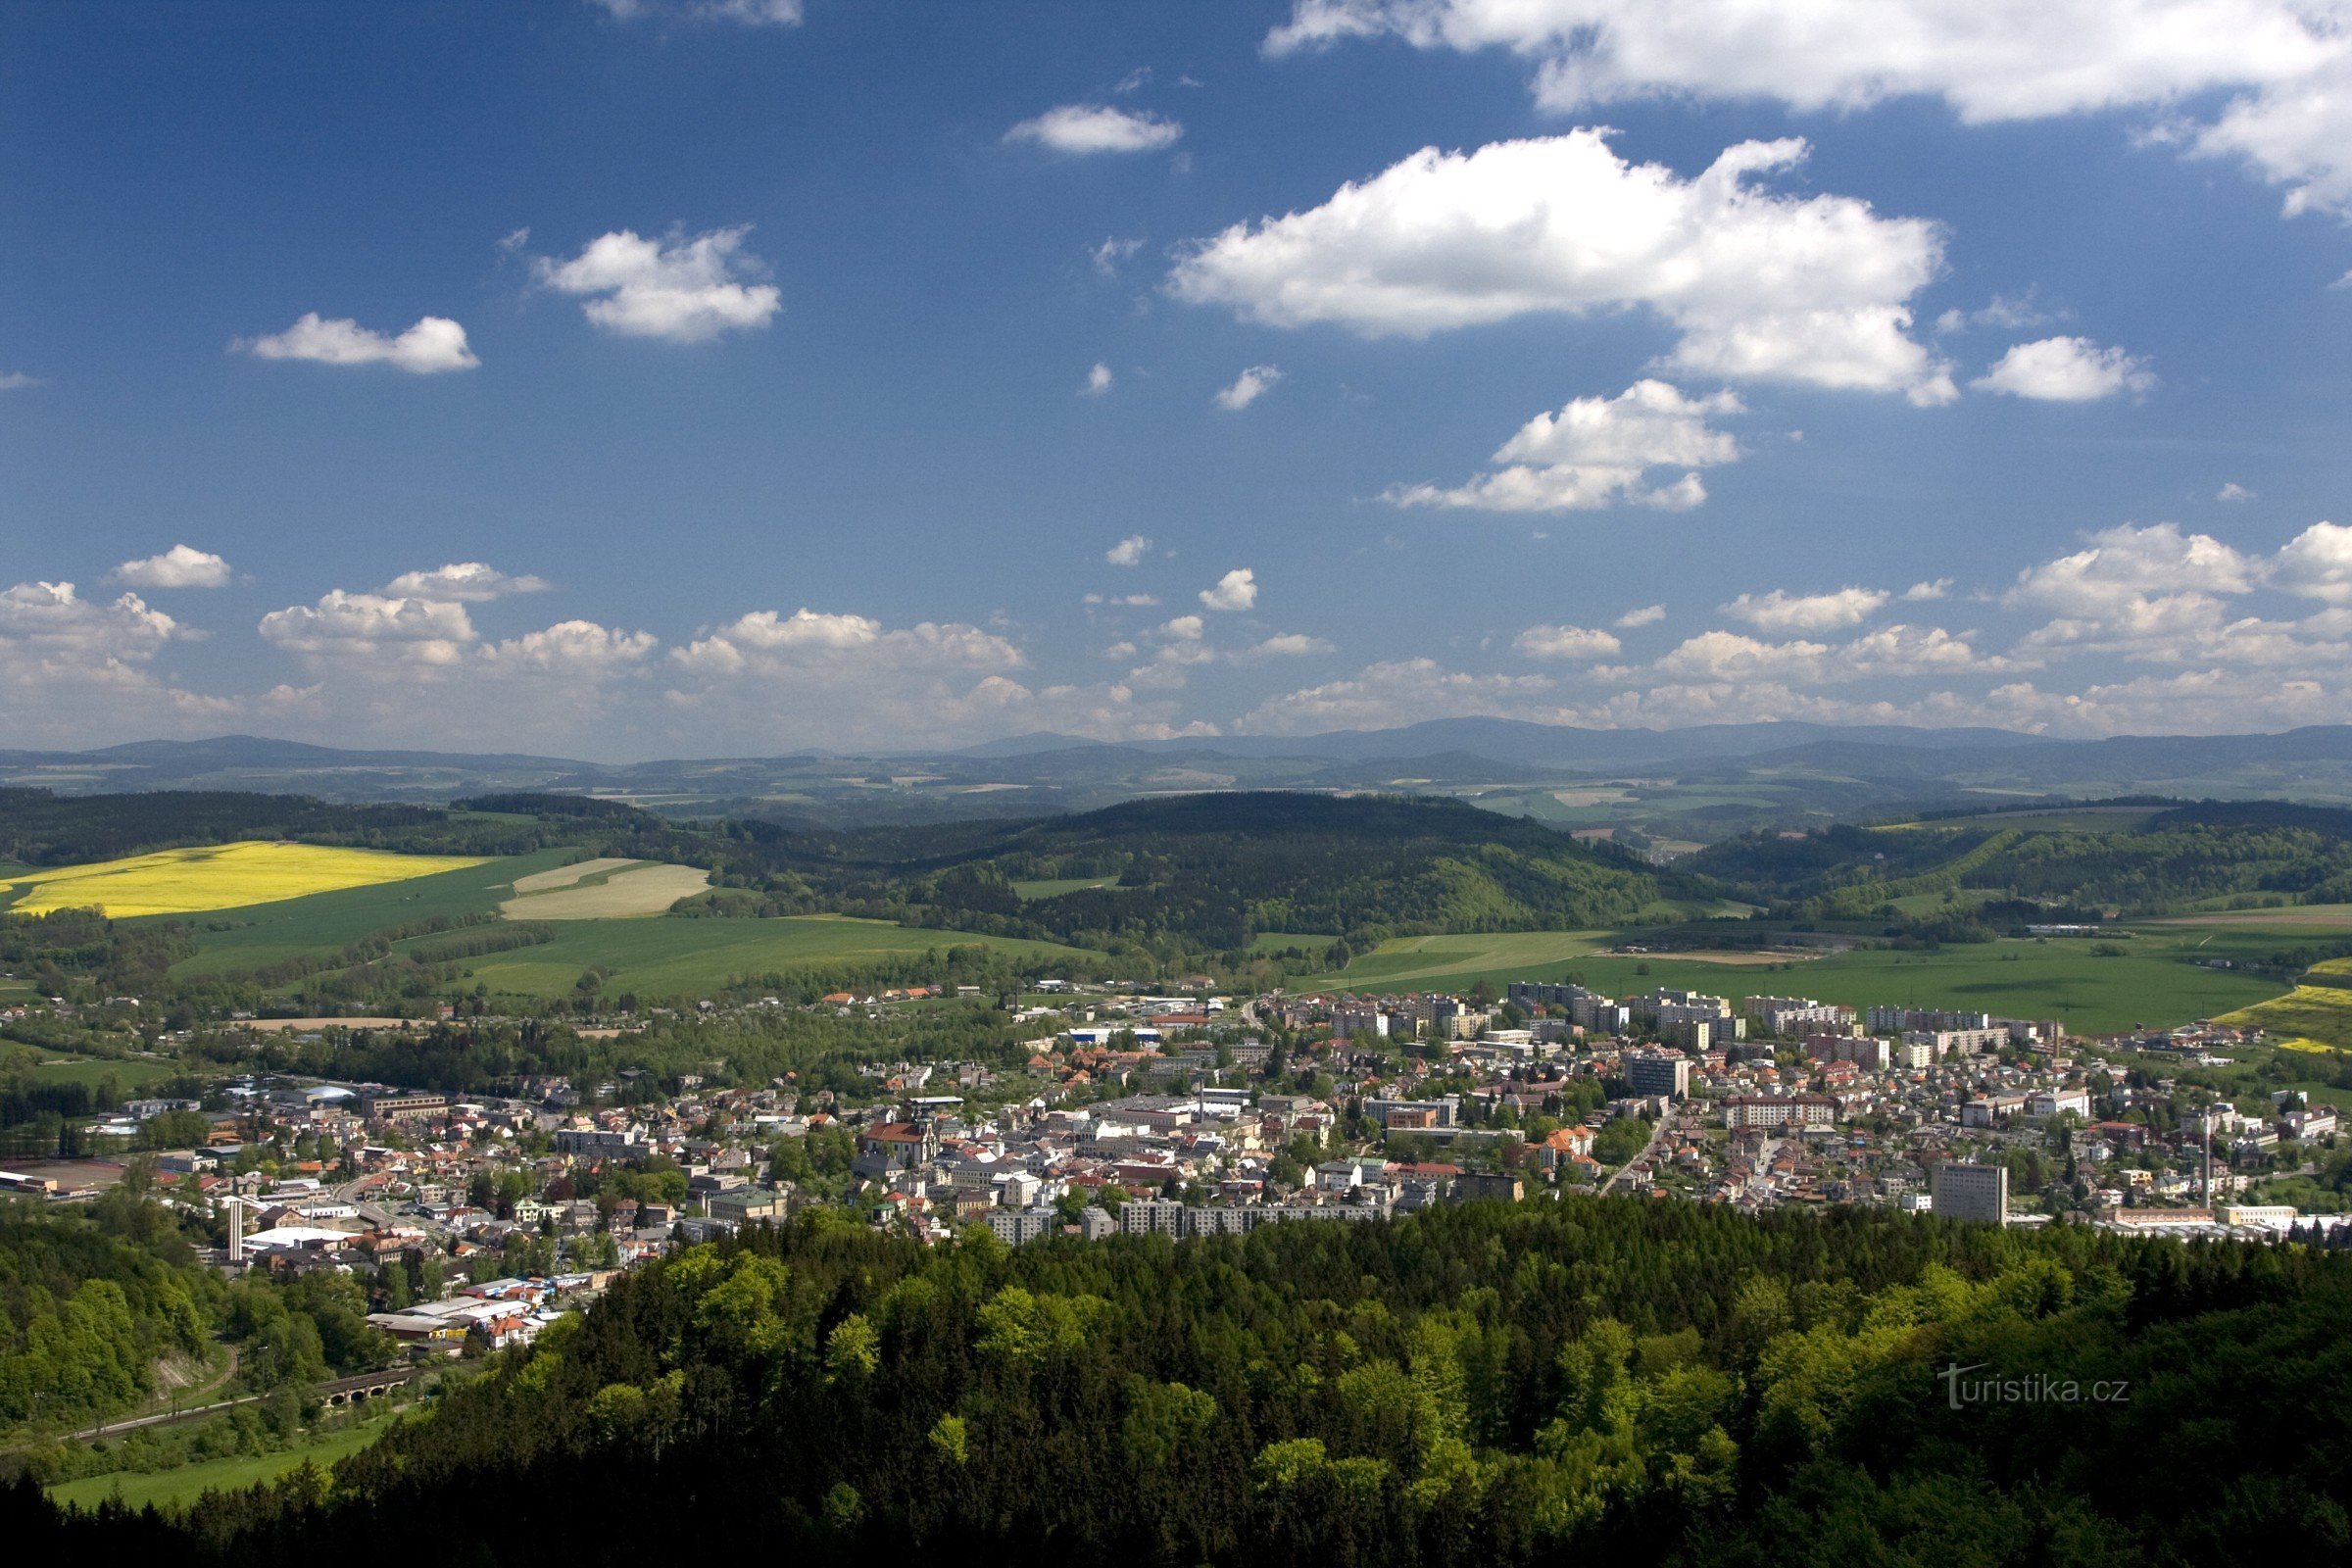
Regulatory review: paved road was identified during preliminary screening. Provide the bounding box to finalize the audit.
[1598,1114,1672,1195]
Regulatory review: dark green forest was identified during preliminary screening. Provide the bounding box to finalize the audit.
[692,793,1673,951]
[1690,801,2352,922]
[0,1184,389,1434]
[16,1200,2347,1567]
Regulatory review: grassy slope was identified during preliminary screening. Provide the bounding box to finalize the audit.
[1304,924,2285,1034]
[454,914,1096,999]
[160,849,579,975]
[31,1053,186,1090]
[45,1412,396,1514]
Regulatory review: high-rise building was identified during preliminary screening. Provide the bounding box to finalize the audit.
[1932,1162,2009,1225]
[1623,1051,1692,1100]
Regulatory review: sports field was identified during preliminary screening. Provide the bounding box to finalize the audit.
[2,842,490,918]
[454,914,1094,999]
[1304,925,2286,1034]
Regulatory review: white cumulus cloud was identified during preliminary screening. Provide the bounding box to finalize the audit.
[1391,380,1743,514]
[535,226,781,343]
[1721,586,1891,633]
[671,608,1021,675]
[1264,2,2352,217]
[1246,632,1337,658]
[2271,519,2352,604]
[1006,104,1184,154]
[1105,534,1152,566]
[0,581,213,744]
[1615,604,1667,628]
[1514,623,1623,660]
[237,313,478,373]
[1214,365,1285,410]
[114,545,232,590]
[590,1,803,25]
[1170,131,1953,402]
[259,591,478,664]
[2009,521,2254,613]
[480,620,661,676]
[1973,336,2157,401]
[1654,624,1983,684]
[0,580,180,658]
[1082,362,1114,396]
[382,563,553,602]
[1200,568,1258,612]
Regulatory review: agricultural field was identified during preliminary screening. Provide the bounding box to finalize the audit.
[499,858,710,918]
[164,849,579,975]
[2217,949,2352,1048]
[451,914,1094,1000]
[1301,931,1608,991]
[1885,887,2008,916]
[1305,924,2288,1035]
[1879,805,2168,834]
[2144,902,2352,930]
[0,842,489,919]
[45,1411,397,1515]
[2221,987,2352,1049]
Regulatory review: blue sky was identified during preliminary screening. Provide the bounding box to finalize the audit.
[5,0,2352,759]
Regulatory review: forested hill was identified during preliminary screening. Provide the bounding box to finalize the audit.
[1689,799,2352,919]
[2,786,1678,958]
[707,793,1679,950]
[18,1201,2347,1567]
[0,789,584,866]
[0,791,442,867]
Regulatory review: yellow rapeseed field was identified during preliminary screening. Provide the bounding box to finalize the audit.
[0,841,490,917]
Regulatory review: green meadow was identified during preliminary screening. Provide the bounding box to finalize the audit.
[452,914,1094,1000]
[31,1053,187,1090]
[1304,924,2286,1035]
[46,1413,396,1515]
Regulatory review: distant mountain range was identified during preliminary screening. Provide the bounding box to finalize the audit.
[11,722,2352,839]
[957,717,2052,765]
